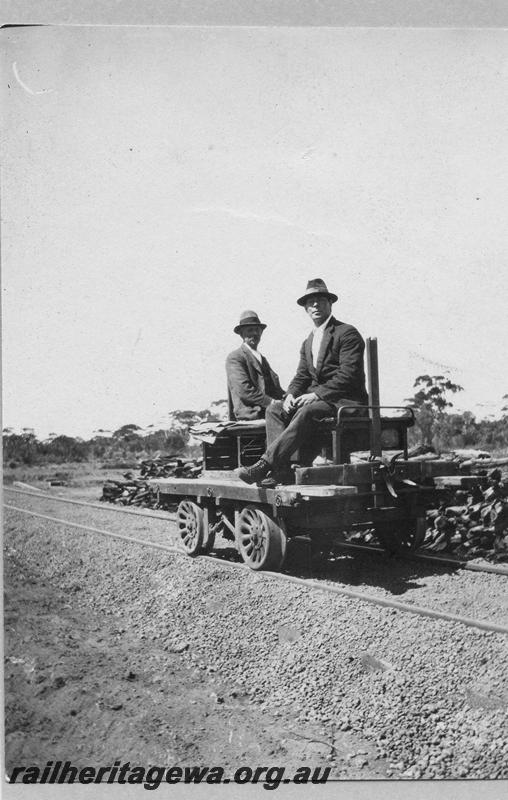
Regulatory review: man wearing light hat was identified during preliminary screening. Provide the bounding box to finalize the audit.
[237,279,368,483]
[226,310,285,420]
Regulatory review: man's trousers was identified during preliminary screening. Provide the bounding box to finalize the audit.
[263,399,336,468]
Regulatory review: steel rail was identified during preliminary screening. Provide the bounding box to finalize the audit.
[4,503,181,553]
[5,503,508,637]
[334,541,508,577]
[3,486,176,521]
[5,486,508,577]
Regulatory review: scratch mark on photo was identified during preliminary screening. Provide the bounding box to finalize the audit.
[12,61,54,95]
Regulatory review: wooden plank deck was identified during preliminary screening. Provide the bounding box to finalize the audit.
[149,476,358,506]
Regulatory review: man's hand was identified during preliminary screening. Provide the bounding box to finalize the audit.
[294,392,319,407]
[282,394,296,414]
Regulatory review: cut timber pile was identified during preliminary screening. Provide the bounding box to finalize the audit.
[421,467,508,561]
[100,455,203,508]
[350,448,508,562]
[139,456,203,479]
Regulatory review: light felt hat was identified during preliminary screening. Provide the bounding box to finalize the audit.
[234,310,267,335]
[297,278,338,306]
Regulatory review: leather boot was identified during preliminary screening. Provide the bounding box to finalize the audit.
[236,458,271,484]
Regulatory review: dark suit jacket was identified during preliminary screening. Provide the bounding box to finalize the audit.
[226,343,285,420]
[287,317,368,408]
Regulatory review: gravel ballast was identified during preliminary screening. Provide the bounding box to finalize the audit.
[7,490,508,627]
[4,506,508,780]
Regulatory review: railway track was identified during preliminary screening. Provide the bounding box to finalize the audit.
[335,540,508,576]
[4,486,508,577]
[4,488,508,637]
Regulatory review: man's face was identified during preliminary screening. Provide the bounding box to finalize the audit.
[241,325,263,349]
[305,294,332,326]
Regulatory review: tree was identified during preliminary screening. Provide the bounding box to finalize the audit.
[406,374,463,447]
[45,435,88,462]
[112,424,142,439]
[3,429,40,465]
[143,428,188,454]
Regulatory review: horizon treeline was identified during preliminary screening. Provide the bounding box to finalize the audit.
[4,380,508,466]
[2,406,226,467]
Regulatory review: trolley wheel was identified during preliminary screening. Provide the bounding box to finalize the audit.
[375,516,427,554]
[176,500,205,556]
[237,506,287,571]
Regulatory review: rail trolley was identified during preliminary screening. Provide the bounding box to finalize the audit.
[150,339,483,570]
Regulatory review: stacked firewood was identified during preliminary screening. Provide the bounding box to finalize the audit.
[100,456,203,507]
[139,455,203,479]
[422,468,508,561]
[101,476,156,507]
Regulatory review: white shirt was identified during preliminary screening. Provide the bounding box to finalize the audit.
[311,313,333,366]
[243,342,262,364]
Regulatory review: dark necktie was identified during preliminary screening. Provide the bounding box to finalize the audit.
[260,357,276,397]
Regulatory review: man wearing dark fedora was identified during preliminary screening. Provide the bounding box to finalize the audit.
[237,279,368,483]
[226,310,285,420]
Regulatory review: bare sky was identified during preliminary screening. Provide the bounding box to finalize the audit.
[2,25,508,437]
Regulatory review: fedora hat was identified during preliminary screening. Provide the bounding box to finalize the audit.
[234,310,267,335]
[297,278,338,306]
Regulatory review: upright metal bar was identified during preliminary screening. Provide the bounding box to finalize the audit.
[366,337,382,457]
